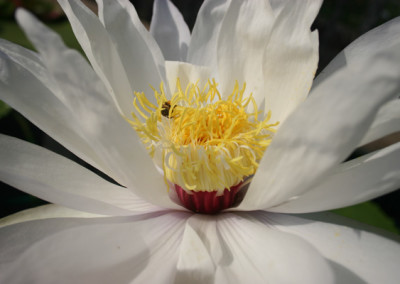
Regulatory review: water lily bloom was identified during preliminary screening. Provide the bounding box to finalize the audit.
[1,0,400,282]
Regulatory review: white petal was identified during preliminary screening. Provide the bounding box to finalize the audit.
[0,41,110,175]
[16,8,115,106]
[0,135,162,216]
[0,204,102,229]
[0,212,189,284]
[262,0,322,122]
[0,38,58,93]
[215,213,334,284]
[165,61,212,95]
[150,0,190,61]
[175,215,217,284]
[15,9,112,112]
[176,213,338,283]
[98,0,167,103]
[269,142,400,213]
[360,99,400,145]
[217,0,274,98]
[187,0,230,69]
[258,212,400,284]
[57,0,135,117]
[240,16,400,211]
[16,9,178,209]
[313,16,400,90]
[175,213,333,283]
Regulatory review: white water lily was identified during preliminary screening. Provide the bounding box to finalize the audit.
[0,0,400,282]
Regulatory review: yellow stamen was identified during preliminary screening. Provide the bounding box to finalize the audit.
[127,79,278,194]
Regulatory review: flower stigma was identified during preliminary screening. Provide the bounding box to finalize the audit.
[127,79,278,213]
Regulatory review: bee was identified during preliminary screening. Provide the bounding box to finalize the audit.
[161,101,176,118]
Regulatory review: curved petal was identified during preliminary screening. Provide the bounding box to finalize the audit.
[240,16,400,211]
[262,0,322,122]
[313,16,400,90]
[215,213,334,283]
[256,212,400,284]
[268,142,400,213]
[150,0,190,61]
[0,135,162,216]
[165,61,212,95]
[16,10,179,209]
[0,38,59,93]
[175,215,217,283]
[97,0,167,104]
[217,0,274,98]
[0,204,102,228]
[360,99,400,145]
[0,212,189,284]
[187,0,230,69]
[0,216,118,269]
[15,9,111,110]
[175,213,333,283]
[57,0,134,117]
[0,41,110,175]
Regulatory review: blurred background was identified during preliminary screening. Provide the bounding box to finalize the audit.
[0,0,399,233]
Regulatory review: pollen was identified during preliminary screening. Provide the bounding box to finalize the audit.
[127,79,278,196]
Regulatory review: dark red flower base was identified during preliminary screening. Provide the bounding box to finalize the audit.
[174,182,244,214]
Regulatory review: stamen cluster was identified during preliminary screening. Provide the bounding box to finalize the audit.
[128,79,278,194]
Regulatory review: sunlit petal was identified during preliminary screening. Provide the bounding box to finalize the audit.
[187,0,230,70]
[0,135,162,216]
[0,46,109,175]
[217,0,274,98]
[0,212,189,284]
[165,61,212,95]
[57,0,135,117]
[17,9,177,209]
[150,0,190,61]
[268,142,400,213]
[241,16,400,210]
[98,0,168,105]
[262,0,322,122]
[215,213,334,283]
[258,212,400,283]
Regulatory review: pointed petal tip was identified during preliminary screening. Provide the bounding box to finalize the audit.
[15,7,32,26]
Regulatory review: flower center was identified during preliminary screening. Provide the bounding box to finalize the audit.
[128,79,278,213]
